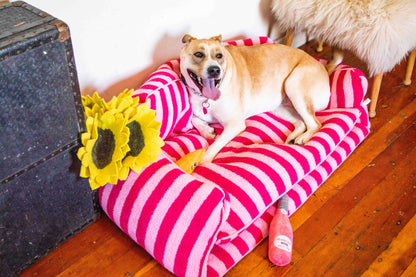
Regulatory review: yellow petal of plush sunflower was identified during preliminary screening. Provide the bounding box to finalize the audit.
[77,111,130,190]
[82,92,108,117]
[107,89,139,116]
[120,102,164,179]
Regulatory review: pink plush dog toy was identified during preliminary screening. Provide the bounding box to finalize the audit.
[268,194,293,266]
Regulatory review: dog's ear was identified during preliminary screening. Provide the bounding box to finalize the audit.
[210,35,222,44]
[182,34,196,45]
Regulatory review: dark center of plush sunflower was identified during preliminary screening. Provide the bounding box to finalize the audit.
[92,128,116,169]
[125,120,145,158]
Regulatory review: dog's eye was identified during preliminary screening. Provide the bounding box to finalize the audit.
[194,52,204,58]
[216,53,223,59]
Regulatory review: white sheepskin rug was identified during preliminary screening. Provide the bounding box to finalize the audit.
[271,0,416,76]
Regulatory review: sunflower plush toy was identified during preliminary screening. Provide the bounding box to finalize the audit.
[77,89,164,190]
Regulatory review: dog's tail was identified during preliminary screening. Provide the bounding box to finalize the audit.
[325,48,343,75]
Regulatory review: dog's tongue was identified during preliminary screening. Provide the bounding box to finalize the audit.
[202,78,221,100]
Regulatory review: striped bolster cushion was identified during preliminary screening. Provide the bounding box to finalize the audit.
[99,37,370,277]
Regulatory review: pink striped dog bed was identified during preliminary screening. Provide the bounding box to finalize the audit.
[99,37,370,277]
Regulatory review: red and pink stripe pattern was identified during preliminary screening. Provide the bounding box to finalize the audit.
[99,37,370,277]
[133,60,193,140]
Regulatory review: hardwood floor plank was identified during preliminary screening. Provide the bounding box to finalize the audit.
[289,98,416,232]
[19,216,118,277]
[134,259,160,276]
[289,194,327,231]
[136,259,175,277]
[361,214,416,277]
[325,160,416,275]
[55,227,133,277]
[368,72,416,131]
[294,117,416,256]
[401,256,416,277]
[226,239,302,276]
[96,239,155,277]
[283,136,416,276]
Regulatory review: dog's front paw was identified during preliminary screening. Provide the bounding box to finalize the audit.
[192,116,217,140]
[200,155,213,164]
[200,147,217,164]
[200,126,217,140]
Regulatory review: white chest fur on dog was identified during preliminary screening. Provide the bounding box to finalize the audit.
[180,34,331,163]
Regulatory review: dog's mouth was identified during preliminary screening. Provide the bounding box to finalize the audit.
[188,69,221,100]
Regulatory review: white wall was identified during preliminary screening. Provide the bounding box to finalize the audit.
[24,0,280,99]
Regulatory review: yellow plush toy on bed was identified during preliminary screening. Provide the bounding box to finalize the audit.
[175,149,205,174]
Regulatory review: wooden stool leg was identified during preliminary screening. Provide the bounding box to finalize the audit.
[369,73,383,118]
[317,41,324,52]
[404,49,416,86]
[267,15,276,38]
[284,29,294,46]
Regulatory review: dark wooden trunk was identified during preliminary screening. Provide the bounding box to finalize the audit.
[0,2,99,276]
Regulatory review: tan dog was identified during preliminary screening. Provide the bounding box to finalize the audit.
[180,34,330,164]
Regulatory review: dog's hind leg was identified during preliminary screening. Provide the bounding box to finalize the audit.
[292,112,320,145]
[272,103,306,144]
[283,68,324,144]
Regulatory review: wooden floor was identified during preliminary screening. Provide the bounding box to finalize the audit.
[21,41,416,277]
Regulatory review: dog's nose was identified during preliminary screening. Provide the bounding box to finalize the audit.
[207,66,221,78]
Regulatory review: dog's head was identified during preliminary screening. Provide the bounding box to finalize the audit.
[180,34,226,101]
